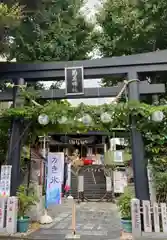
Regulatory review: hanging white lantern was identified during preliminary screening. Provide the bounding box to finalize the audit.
[100,112,112,123]
[82,114,92,126]
[152,110,164,122]
[57,116,68,124]
[38,114,49,125]
[78,118,82,122]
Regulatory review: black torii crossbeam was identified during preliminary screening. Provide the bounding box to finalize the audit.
[0,49,167,80]
[0,50,166,200]
[0,82,164,101]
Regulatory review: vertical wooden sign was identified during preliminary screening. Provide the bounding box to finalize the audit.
[78,175,84,192]
[114,151,123,162]
[0,197,7,228]
[143,200,152,232]
[6,197,18,234]
[153,202,160,232]
[131,198,141,237]
[160,203,167,232]
[147,165,156,203]
[106,176,112,192]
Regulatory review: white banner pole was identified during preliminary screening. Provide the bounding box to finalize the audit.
[40,135,53,224]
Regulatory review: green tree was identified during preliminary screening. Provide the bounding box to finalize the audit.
[0,3,22,55]
[95,0,167,86]
[9,0,94,62]
[95,0,167,200]
[7,0,94,91]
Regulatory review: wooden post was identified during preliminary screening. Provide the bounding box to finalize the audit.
[72,200,76,235]
[66,195,81,239]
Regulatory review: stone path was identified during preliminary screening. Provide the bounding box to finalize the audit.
[30,200,121,240]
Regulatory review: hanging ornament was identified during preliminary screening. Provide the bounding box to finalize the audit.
[82,114,92,126]
[38,114,49,125]
[58,116,68,124]
[152,111,164,122]
[100,112,112,123]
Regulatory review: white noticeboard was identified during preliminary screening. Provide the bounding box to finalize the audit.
[0,165,12,197]
[46,152,64,207]
[113,171,127,193]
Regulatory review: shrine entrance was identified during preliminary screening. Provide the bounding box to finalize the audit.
[0,50,166,202]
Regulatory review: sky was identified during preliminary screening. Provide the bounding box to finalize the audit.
[85,0,100,15]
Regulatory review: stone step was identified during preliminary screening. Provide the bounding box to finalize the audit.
[71,166,107,199]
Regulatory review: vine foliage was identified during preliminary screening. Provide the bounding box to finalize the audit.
[0,86,167,201]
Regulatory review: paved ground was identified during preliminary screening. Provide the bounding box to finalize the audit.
[30,200,121,240]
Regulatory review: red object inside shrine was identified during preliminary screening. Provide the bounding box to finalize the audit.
[83,158,94,165]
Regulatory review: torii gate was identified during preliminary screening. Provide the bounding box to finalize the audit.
[0,50,166,199]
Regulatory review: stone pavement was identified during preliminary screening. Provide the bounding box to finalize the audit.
[30,200,121,240]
